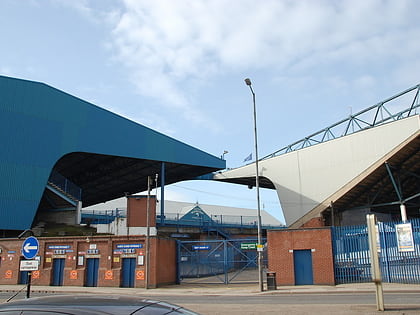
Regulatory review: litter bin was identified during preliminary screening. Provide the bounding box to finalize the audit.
[266,272,277,290]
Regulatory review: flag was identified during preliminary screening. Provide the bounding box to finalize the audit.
[243,153,252,162]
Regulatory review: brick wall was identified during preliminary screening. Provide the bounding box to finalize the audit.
[127,195,156,227]
[153,238,177,287]
[300,217,325,228]
[0,235,176,288]
[267,228,335,285]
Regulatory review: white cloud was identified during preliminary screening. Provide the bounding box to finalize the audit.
[100,0,419,126]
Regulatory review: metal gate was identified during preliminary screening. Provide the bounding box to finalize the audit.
[332,218,420,284]
[177,239,265,284]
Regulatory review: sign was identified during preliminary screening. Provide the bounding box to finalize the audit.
[22,236,39,259]
[257,244,264,252]
[192,245,210,250]
[170,233,190,238]
[4,270,12,279]
[104,270,113,280]
[241,243,257,250]
[396,223,415,252]
[136,270,145,280]
[48,245,70,249]
[32,270,40,279]
[116,244,143,249]
[69,270,78,280]
[20,260,39,271]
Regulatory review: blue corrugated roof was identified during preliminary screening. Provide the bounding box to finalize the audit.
[0,76,225,230]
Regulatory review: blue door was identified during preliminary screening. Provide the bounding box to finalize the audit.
[293,250,314,285]
[121,258,136,288]
[19,271,29,284]
[85,258,99,287]
[51,258,65,286]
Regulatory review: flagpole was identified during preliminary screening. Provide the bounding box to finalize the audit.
[244,78,264,292]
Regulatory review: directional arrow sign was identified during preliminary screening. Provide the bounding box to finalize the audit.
[22,236,39,259]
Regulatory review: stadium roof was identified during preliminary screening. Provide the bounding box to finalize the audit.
[0,76,225,231]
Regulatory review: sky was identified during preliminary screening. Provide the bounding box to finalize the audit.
[1,0,419,224]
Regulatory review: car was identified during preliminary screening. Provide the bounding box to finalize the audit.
[0,294,200,314]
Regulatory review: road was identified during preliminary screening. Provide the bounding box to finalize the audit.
[1,292,419,314]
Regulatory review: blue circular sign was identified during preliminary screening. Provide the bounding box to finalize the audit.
[22,236,39,259]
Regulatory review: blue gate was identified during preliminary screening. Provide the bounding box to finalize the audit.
[177,239,265,284]
[51,258,65,286]
[121,258,136,288]
[85,258,99,287]
[332,218,420,284]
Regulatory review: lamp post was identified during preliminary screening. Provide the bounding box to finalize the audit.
[145,176,151,289]
[244,77,264,292]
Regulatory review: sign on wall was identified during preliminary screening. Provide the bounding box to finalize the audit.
[396,223,415,252]
[104,270,113,280]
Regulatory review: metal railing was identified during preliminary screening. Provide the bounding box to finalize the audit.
[332,218,420,284]
[48,170,82,200]
[81,209,126,225]
[158,213,285,229]
[263,83,420,159]
[80,209,284,229]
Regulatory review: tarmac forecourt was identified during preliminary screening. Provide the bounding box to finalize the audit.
[1,283,420,314]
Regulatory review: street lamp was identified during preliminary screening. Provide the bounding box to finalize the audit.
[244,77,264,292]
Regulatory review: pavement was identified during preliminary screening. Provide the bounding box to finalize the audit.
[1,282,420,314]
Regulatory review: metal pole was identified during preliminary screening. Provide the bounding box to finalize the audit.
[400,204,407,222]
[330,201,335,226]
[145,176,151,289]
[245,78,264,292]
[160,162,165,225]
[26,271,32,299]
[366,214,384,311]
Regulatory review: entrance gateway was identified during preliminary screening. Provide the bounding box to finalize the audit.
[177,238,265,284]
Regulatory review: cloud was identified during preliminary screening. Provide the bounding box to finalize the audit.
[102,0,419,125]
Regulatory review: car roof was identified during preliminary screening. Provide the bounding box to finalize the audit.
[0,295,199,315]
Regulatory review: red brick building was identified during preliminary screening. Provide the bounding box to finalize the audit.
[267,227,335,285]
[0,235,176,288]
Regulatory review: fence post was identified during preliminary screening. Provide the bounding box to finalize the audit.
[367,214,384,311]
[223,240,228,284]
[176,240,181,284]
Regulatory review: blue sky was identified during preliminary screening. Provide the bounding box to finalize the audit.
[1,0,419,223]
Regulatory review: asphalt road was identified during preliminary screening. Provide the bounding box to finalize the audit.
[123,292,420,305]
[1,292,420,314]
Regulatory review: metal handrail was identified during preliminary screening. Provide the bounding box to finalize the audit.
[262,84,420,159]
[48,170,82,200]
[80,210,284,229]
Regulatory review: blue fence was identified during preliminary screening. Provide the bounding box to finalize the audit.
[332,218,420,284]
